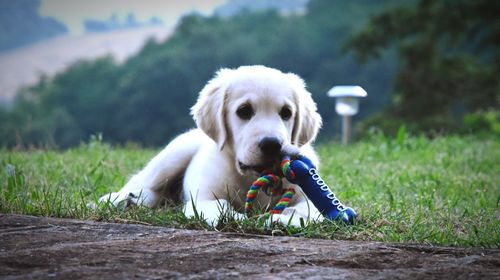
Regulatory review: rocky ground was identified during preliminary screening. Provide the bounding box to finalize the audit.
[1,214,498,279]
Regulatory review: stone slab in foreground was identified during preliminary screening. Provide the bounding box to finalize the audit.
[0,214,498,279]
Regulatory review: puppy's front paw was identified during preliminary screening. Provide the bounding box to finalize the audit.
[265,212,303,228]
[98,192,137,210]
[264,207,322,227]
[99,189,160,209]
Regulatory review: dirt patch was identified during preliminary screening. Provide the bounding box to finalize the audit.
[1,214,498,279]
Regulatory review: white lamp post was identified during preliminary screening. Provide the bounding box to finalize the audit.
[327,85,367,144]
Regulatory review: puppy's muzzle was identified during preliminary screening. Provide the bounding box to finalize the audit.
[258,137,283,159]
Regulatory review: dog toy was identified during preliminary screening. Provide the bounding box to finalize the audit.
[245,155,357,225]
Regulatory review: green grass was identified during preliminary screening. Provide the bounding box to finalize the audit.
[1,133,499,247]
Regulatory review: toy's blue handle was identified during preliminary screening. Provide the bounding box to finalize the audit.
[288,156,357,225]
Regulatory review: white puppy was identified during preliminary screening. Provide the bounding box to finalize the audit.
[99,65,324,226]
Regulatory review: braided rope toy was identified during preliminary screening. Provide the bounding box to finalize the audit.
[245,155,357,224]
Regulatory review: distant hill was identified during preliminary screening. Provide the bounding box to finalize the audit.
[84,13,164,33]
[215,0,310,16]
[0,0,68,52]
[0,26,172,103]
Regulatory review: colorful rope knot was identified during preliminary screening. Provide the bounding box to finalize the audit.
[244,156,297,217]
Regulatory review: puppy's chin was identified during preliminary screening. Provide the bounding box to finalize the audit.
[237,161,265,175]
[236,143,300,176]
[237,159,282,176]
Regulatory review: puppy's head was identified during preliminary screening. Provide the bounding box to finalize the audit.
[191,65,322,174]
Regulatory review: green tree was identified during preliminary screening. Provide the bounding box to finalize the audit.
[1,0,408,148]
[346,0,500,131]
[2,57,122,148]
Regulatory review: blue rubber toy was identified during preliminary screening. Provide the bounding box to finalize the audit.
[286,155,357,225]
[245,155,357,225]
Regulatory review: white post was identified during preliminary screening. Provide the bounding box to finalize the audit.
[327,85,367,145]
[342,115,352,145]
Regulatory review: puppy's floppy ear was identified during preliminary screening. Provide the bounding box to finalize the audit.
[191,68,233,150]
[287,73,323,146]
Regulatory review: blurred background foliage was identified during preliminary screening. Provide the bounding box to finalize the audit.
[0,0,498,148]
[348,0,500,136]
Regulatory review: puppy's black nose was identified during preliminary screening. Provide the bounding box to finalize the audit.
[259,137,283,157]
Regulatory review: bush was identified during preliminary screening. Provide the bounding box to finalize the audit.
[463,110,500,136]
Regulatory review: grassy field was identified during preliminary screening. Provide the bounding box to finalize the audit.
[1,133,499,248]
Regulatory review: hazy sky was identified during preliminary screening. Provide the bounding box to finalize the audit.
[39,0,228,35]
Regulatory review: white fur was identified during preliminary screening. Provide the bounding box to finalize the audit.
[99,65,324,227]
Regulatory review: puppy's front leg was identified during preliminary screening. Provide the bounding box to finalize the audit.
[181,143,247,226]
[99,130,204,208]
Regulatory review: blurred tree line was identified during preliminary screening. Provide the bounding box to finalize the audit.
[1,0,498,148]
[348,0,499,135]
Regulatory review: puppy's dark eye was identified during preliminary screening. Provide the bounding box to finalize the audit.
[279,106,292,121]
[236,104,254,120]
